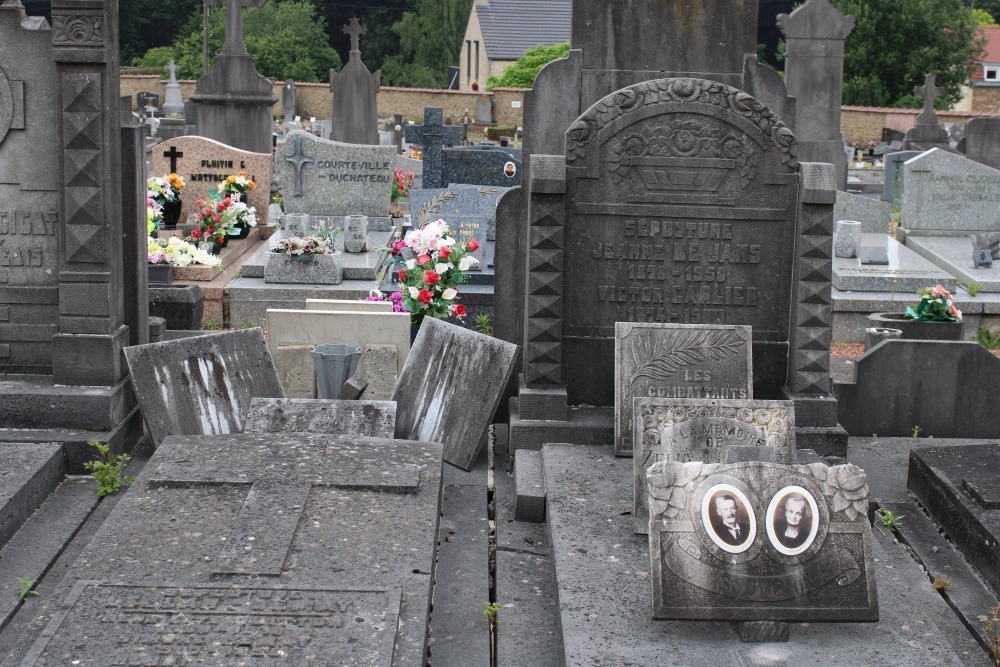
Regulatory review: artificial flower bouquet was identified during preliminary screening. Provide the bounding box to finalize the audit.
[146,173,184,229]
[215,172,258,232]
[905,284,962,322]
[147,236,223,268]
[391,169,415,202]
[270,236,335,256]
[392,218,479,324]
[190,196,238,243]
[364,290,410,314]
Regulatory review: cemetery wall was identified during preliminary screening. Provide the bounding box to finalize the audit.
[120,74,526,126]
[842,105,1000,144]
[970,85,1000,113]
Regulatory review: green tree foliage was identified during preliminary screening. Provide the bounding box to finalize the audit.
[973,8,998,25]
[119,0,202,64]
[311,3,418,74]
[485,42,570,90]
[832,0,985,107]
[139,1,341,83]
[381,0,474,88]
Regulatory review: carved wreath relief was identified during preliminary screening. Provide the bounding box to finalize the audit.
[646,460,876,620]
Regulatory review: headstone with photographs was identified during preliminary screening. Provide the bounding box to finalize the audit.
[330,17,379,145]
[443,145,522,187]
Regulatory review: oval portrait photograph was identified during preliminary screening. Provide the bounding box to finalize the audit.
[701,484,756,554]
[503,161,517,178]
[766,486,819,556]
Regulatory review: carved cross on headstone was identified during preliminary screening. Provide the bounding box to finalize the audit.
[149,434,419,575]
[163,145,184,173]
[344,16,365,53]
[914,74,944,126]
[206,0,267,57]
[283,133,313,197]
[405,106,462,188]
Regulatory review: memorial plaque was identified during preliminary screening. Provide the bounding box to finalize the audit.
[901,148,1000,233]
[632,398,795,534]
[614,322,752,457]
[408,186,507,270]
[647,460,877,621]
[244,396,396,438]
[150,135,273,225]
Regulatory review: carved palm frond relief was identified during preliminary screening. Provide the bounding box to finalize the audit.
[630,330,745,383]
[416,191,456,226]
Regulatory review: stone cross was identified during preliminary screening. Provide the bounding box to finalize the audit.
[914,74,944,126]
[206,0,267,57]
[149,434,419,575]
[405,106,462,188]
[167,59,177,82]
[283,133,313,197]
[281,78,295,121]
[344,16,365,53]
[163,145,184,173]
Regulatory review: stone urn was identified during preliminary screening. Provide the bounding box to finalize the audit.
[866,313,963,341]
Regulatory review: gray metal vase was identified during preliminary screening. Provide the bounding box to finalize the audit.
[311,344,362,399]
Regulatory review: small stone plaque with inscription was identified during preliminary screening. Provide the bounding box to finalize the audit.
[631,397,795,534]
[614,323,752,457]
[647,460,878,621]
[408,186,505,270]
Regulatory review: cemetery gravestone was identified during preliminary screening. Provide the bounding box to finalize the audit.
[243,397,395,438]
[162,59,184,115]
[647,459,877,621]
[632,398,795,534]
[442,146,522,187]
[123,329,284,445]
[614,323,753,456]
[903,75,950,151]
[834,191,889,234]
[408,187,508,269]
[136,91,159,111]
[395,154,423,190]
[330,17,379,145]
[962,117,1000,170]
[150,135,273,225]
[900,148,1000,234]
[18,431,443,664]
[405,106,462,188]
[393,318,518,470]
[881,150,921,204]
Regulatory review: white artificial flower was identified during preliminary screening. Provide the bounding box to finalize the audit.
[434,263,450,275]
[459,255,479,271]
[442,288,457,300]
[405,258,416,270]
[408,286,420,299]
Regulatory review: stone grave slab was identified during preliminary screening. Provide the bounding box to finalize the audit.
[834,340,1000,437]
[647,459,877,621]
[962,117,1000,170]
[243,397,395,438]
[832,235,957,292]
[238,227,392,281]
[151,135,273,225]
[266,309,410,375]
[277,130,396,226]
[16,432,443,665]
[614,323,752,457]
[907,235,1000,292]
[834,191,890,234]
[123,329,284,445]
[408,186,509,268]
[632,398,795,534]
[306,298,393,312]
[0,442,63,549]
[273,342,315,398]
[393,318,518,470]
[442,145,522,188]
[882,150,922,204]
[395,154,423,190]
[908,443,1000,596]
[901,148,1000,234]
[355,344,399,400]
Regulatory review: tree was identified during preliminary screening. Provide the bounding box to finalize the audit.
[973,8,998,25]
[140,0,341,83]
[119,0,202,64]
[832,0,985,107]
[381,0,473,88]
[484,42,570,90]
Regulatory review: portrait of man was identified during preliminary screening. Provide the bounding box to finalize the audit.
[772,492,813,550]
[504,161,516,178]
[711,492,751,546]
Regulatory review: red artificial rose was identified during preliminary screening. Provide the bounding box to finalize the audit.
[216,235,224,243]
[438,245,452,260]
[424,270,440,285]
[196,199,205,208]
[223,197,232,207]
[417,254,431,265]
[450,304,466,317]
[207,225,215,234]
[418,289,433,305]
[397,269,407,281]
[215,202,224,212]
[191,229,201,239]
[196,212,204,220]
[212,214,221,223]
[467,239,480,252]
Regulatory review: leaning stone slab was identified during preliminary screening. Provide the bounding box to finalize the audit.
[123,329,284,445]
[647,459,877,621]
[16,432,443,665]
[393,318,518,470]
[273,342,315,398]
[355,344,398,401]
[632,398,796,534]
[0,443,63,549]
[243,397,396,438]
[615,323,752,457]
[834,190,890,235]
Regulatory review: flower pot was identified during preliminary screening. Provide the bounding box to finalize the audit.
[311,344,362,399]
[161,198,182,229]
[867,313,963,341]
[229,220,250,240]
[863,327,902,352]
[147,263,173,284]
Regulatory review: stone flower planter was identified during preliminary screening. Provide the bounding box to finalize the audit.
[867,313,963,341]
[264,252,343,285]
[147,263,173,284]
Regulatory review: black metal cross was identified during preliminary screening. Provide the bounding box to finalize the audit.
[283,133,314,198]
[163,145,184,173]
[344,17,365,53]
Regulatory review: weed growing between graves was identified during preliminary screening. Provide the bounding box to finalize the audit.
[876,508,903,533]
[974,328,1000,349]
[83,440,135,497]
[16,578,38,601]
[203,318,221,330]
[912,425,923,438]
[475,313,493,336]
[967,280,981,297]
[482,601,500,666]
[979,606,1000,666]
[932,576,951,593]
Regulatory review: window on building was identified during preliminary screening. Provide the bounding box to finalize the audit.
[984,64,1000,81]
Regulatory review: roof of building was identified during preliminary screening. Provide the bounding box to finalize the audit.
[973,25,1000,83]
[475,0,571,61]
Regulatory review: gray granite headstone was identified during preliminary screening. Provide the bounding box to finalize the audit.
[278,130,395,225]
[405,107,462,189]
[330,17,379,145]
[408,187,509,268]
[18,431,442,664]
[264,251,344,284]
[632,397,795,534]
[614,323,753,457]
[243,396,395,437]
[881,150,922,204]
[901,148,1000,234]
[280,77,295,123]
[834,191,890,234]
[963,117,1000,170]
[392,317,518,470]
[442,146,522,187]
[647,459,877,620]
[903,74,950,151]
[123,329,284,445]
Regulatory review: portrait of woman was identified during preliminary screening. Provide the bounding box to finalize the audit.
[766,486,819,555]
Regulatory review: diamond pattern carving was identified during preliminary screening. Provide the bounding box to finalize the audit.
[526,295,561,320]
[65,224,105,263]
[65,186,103,226]
[61,73,101,112]
[526,318,562,343]
[528,249,563,273]
[64,151,102,188]
[64,112,102,150]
